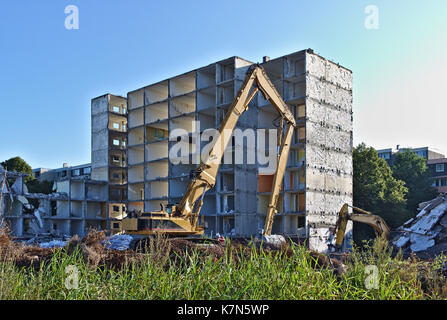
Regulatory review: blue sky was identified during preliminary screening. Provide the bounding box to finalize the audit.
[0,0,446,169]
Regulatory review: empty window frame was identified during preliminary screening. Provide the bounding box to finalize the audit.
[434,178,447,187]
[293,105,305,119]
[154,128,166,139]
[289,192,305,212]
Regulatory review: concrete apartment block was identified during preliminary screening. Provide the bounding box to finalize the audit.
[125,49,353,251]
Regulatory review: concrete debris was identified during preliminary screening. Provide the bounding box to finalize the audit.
[103,234,134,250]
[24,192,68,200]
[33,209,44,229]
[262,235,287,248]
[16,195,28,204]
[0,181,8,194]
[392,194,447,258]
[393,236,409,248]
[38,240,68,248]
[11,179,22,194]
[24,235,70,247]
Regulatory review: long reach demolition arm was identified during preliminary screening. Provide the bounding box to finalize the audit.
[173,64,296,236]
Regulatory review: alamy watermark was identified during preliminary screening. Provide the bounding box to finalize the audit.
[65,5,79,30]
[65,265,79,289]
[169,121,281,174]
[364,5,379,30]
[364,265,379,289]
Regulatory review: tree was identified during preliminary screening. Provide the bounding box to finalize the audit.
[392,150,438,214]
[26,179,53,194]
[1,157,34,183]
[353,143,409,243]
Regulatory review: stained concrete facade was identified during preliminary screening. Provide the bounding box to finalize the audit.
[302,51,353,251]
[125,49,353,251]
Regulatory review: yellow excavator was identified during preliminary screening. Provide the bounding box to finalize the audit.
[114,64,296,247]
[332,203,391,250]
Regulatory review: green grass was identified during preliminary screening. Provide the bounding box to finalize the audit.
[1,238,446,300]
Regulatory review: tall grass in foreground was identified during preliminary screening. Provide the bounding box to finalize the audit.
[1,238,446,300]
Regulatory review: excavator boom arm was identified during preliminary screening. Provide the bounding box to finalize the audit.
[175,65,296,237]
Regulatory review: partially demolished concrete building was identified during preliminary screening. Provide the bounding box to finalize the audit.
[1,49,353,252]
[0,167,111,239]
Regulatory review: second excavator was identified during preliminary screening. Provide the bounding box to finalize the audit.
[332,203,391,251]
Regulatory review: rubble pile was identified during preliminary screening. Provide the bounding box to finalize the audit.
[38,239,68,248]
[103,234,134,250]
[393,194,447,258]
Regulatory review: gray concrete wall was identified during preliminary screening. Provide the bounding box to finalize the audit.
[304,51,353,252]
[91,95,110,180]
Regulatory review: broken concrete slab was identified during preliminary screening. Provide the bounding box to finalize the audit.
[38,240,68,249]
[439,214,447,228]
[409,233,435,252]
[393,236,410,248]
[410,200,447,234]
[392,195,447,257]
